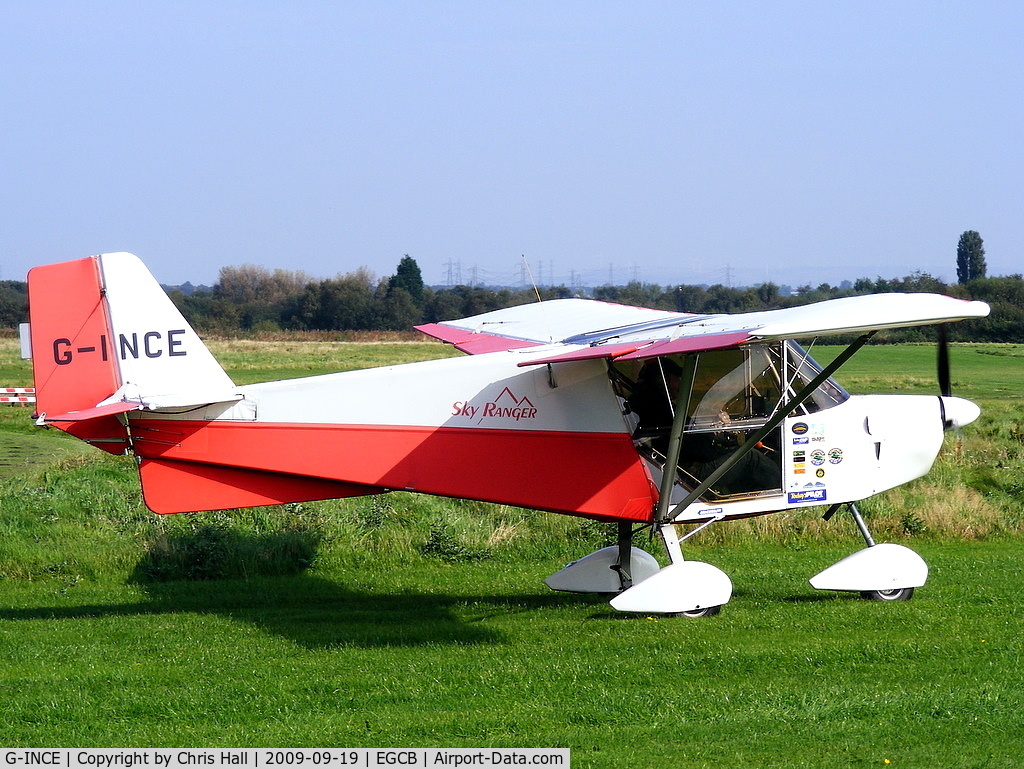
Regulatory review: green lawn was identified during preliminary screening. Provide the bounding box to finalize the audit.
[814,341,1024,403]
[1,542,1021,767]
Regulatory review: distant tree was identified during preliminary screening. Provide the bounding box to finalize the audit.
[216,264,269,304]
[379,286,421,330]
[214,264,311,329]
[0,280,28,326]
[447,285,498,318]
[609,281,665,309]
[172,290,240,334]
[673,284,708,313]
[755,282,780,306]
[422,287,467,323]
[956,230,987,284]
[293,268,379,330]
[959,276,1024,342]
[539,285,575,301]
[704,284,752,313]
[390,254,424,304]
[897,271,947,293]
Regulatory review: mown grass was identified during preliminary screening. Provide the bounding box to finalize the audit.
[1,338,1023,765]
[207,338,460,384]
[1,543,1022,765]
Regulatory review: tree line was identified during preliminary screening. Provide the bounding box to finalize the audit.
[2,235,1020,342]
[159,237,1021,342]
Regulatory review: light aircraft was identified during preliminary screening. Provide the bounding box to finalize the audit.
[23,253,990,616]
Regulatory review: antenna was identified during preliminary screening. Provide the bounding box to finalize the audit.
[521,255,555,344]
[521,255,543,303]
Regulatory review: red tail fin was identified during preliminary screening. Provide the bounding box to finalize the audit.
[27,256,129,452]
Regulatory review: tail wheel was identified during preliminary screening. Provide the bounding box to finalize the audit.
[860,587,915,602]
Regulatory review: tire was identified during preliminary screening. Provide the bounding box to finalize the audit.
[860,587,915,602]
[680,604,722,618]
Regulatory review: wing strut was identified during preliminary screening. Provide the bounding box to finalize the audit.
[654,354,699,523]
[655,332,875,524]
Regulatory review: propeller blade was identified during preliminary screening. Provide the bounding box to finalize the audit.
[937,323,951,397]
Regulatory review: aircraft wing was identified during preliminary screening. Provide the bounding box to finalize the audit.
[418,293,990,360]
[415,299,684,353]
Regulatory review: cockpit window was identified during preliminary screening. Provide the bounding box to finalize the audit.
[784,341,850,414]
[684,342,849,423]
[612,340,848,500]
[612,341,848,429]
[689,345,782,427]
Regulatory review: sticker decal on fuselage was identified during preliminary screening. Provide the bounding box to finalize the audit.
[788,487,827,504]
[451,387,539,425]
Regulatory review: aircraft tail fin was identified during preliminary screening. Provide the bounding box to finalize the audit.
[26,252,236,452]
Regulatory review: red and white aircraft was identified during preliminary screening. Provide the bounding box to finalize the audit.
[24,252,989,615]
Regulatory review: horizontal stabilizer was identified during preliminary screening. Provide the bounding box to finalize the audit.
[40,385,243,426]
[40,401,142,425]
[97,384,243,412]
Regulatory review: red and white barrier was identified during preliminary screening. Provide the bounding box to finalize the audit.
[0,387,35,404]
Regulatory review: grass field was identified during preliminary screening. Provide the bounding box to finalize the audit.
[1,338,1023,766]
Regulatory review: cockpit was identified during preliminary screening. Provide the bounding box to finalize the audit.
[610,341,849,500]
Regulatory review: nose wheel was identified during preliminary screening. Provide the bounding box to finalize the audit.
[861,587,915,602]
[679,604,722,618]
[811,503,928,599]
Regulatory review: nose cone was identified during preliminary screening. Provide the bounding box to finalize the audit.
[940,396,981,430]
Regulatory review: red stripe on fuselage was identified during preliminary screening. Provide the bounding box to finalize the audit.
[129,419,658,522]
[138,458,385,514]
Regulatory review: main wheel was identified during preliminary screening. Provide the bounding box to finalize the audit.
[680,604,722,618]
[860,587,915,602]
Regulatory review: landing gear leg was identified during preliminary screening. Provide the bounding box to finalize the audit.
[658,521,684,565]
[821,501,875,546]
[611,521,634,591]
[846,501,876,548]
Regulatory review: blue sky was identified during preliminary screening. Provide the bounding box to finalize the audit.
[3,1,1022,290]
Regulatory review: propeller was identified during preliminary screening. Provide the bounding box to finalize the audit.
[937,323,951,398]
[935,322,980,430]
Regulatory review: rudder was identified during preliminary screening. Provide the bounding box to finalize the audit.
[28,256,120,420]
[27,256,130,452]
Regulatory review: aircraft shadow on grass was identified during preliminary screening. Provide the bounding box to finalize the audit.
[0,528,588,649]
